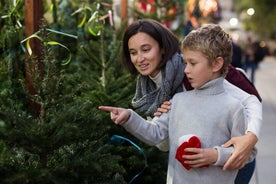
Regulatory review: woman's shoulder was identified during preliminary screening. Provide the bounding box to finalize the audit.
[225,65,261,101]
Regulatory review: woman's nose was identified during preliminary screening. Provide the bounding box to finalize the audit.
[137,54,145,62]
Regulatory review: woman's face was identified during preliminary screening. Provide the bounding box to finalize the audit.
[128,32,163,77]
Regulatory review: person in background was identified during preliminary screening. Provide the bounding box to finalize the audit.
[243,37,267,84]
[232,41,243,69]
[243,37,257,83]
[120,19,262,183]
[99,24,257,184]
[182,15,199,37]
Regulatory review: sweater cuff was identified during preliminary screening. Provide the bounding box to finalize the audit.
[213,146,234,166]
[122,109,140,130]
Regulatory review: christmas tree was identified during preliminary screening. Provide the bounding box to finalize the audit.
[0,0,171,183]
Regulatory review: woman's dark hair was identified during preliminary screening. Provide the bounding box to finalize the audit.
[121,19,181,75]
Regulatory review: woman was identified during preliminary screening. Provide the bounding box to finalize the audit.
[121,19,261,183]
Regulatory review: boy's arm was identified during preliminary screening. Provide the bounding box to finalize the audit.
[99,105,169,146]
[122,109,169,146]
[181,146,233,168]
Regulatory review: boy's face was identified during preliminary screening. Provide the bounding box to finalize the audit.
[183,50,218,89]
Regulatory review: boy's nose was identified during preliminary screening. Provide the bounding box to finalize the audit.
[184,65,189,74]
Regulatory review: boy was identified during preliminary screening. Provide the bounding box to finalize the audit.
[99,24,256,184]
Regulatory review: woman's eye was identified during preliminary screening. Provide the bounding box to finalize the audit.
[130,51,137,56]
[142,46,151,52]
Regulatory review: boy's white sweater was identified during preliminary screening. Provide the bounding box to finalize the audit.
[122,77,256,184]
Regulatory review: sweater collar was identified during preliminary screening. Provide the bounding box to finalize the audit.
[149,71,162,88]
[194,77,225,95]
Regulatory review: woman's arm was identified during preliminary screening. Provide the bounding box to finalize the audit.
[223,81,262,170]
[216,65,262,170]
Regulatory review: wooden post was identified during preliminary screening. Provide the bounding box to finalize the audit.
[24,0,43,117]
[121,0,128,24]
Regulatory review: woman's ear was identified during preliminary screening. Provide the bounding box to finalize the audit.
[212,57,224,72]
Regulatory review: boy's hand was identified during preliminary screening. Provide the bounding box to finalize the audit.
[182,148,217,168]
[98,106,130,125]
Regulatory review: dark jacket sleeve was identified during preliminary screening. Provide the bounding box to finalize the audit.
[225,64,262,102]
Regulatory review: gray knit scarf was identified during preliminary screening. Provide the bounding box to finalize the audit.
[131,53,185,116]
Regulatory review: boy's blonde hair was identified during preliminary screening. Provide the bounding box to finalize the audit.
[182,24,232,76]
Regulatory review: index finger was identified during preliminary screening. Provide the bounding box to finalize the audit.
[98,106,117,113]
[223,157,233,170]
[223,154,241,170]
[184,147,201,154]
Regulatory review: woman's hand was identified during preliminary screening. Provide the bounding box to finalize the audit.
[98,106,131,125]
[153,101,171,116]
[182,148,218,168]
[222,132,258,170]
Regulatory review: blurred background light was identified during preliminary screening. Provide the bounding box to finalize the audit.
[229,17,238,27]
[247,8,255,16]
